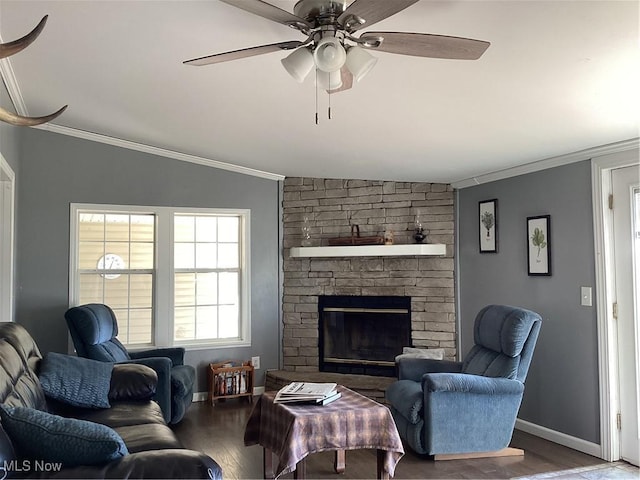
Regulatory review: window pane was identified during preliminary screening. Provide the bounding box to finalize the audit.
[131,215,154,242]
[104,275,129,308]
[127,309,152,345]
[219,305,239,338]
[130,274,153,308]
[105,214,130,242]
[196,273,217,305]
[217,243,239,268]
[78,274,104,304]
[196,216,217,242]
[196,306,217,339]
[79,214,104,241]
[78,242,105,269]
[175,307,195,340]
[175,273,196,307]
[174,216,194,242]
[105,243,130,267]
[219,272,239,304]
[196,243,216,269]
[218,217,239,242]
[130,242,154,269]
[175,243,195,269]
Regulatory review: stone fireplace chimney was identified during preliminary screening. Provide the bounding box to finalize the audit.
[282,178,456,374]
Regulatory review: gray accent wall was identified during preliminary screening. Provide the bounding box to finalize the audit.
[15,128,281,392]
[457,160,599,444]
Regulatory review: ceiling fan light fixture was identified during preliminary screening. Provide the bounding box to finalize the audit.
[281,47,314,82]
[345,46,378,82]
[316,68,342,90]
[313,36,346,72]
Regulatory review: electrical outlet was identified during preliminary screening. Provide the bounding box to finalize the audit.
[251,356,260,370]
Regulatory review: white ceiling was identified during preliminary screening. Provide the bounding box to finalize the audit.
[1,0,638,183]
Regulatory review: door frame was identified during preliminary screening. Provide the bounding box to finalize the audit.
[0,153,15,322]
[592,147,639,461]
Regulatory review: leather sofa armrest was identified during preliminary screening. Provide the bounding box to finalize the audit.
[397,357,462,381]
[422,373,524,395]
[21,449,222,479]
[109,364,157,402]
[123,357,172,424]
[129,347,185,366]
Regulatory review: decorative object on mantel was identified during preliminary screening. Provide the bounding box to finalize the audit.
[328,224,384,246]
[0,15,68,126]
[301,214,313,247]
[384,229,394,245]
[413,216,427,244]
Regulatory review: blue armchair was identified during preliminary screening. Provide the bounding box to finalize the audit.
[386,304,542,458]
[65,303,195,425]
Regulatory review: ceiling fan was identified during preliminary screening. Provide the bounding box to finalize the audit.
[184,0,490,94]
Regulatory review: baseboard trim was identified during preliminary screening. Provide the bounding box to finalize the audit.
[515,419,602,458]
[192,386,265,403]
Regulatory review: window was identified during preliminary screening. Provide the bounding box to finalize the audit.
[70,204,250,349]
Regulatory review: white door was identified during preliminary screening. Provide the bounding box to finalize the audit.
[612,164,640,466]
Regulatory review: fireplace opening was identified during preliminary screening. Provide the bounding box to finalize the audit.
[319,296,411,377]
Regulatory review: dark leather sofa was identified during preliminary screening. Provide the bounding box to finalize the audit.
[0,322,222,479]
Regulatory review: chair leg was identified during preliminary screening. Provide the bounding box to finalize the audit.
[434,447,524,461]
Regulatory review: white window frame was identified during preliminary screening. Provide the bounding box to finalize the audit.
[69,203,251,350]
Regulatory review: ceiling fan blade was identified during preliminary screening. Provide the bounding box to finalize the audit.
[184,41,302,66]
[327,68,353,94]
[219,0,312,31]
[338,0,419,32]
[360,32,490,60]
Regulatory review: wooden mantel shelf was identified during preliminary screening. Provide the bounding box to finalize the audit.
[289,244,447,258]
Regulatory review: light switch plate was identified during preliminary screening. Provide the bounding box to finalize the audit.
[581,286,592,307]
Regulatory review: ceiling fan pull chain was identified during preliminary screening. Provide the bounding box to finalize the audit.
[328,72,332,120]
[315,69,319,125]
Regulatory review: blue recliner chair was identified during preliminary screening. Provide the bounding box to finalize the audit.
[65,303,195,424]
[386,304,542,458]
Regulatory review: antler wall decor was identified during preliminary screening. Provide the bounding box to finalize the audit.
[0,15,67,126]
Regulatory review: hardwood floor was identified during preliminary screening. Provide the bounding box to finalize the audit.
[172,399,628,479]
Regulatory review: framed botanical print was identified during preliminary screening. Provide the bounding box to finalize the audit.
[479,199,498,253]
[527,215,551,276]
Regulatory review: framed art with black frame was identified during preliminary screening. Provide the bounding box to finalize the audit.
[527,215,551,276]
[479,199,498,253]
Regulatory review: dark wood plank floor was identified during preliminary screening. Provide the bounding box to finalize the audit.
[173,399,609,480]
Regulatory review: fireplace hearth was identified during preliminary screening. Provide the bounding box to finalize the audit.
[318,295,411,377]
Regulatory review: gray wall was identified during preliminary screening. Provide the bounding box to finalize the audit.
[457,160,599,444]
[15,128,281,392]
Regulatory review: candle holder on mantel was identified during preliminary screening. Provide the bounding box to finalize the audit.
[414,226,426,244]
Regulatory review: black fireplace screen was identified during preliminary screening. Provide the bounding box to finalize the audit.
[318,296,411,376]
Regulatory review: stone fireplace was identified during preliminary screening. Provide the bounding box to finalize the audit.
[281,178,457,374]
[319,295,411,377]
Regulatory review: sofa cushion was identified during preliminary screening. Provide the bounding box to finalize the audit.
[0,405,128,467]
[39,352,113,409]
[385,379,423,425]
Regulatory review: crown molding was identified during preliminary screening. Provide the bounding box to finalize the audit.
[452,138,640,189]
[33,123,285,181]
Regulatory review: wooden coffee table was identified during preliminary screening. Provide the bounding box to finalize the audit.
[244,385,404,479]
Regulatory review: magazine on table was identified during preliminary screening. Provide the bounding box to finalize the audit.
[274,382,341,405]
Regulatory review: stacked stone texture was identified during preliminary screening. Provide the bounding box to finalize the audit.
[282,178,456,372]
